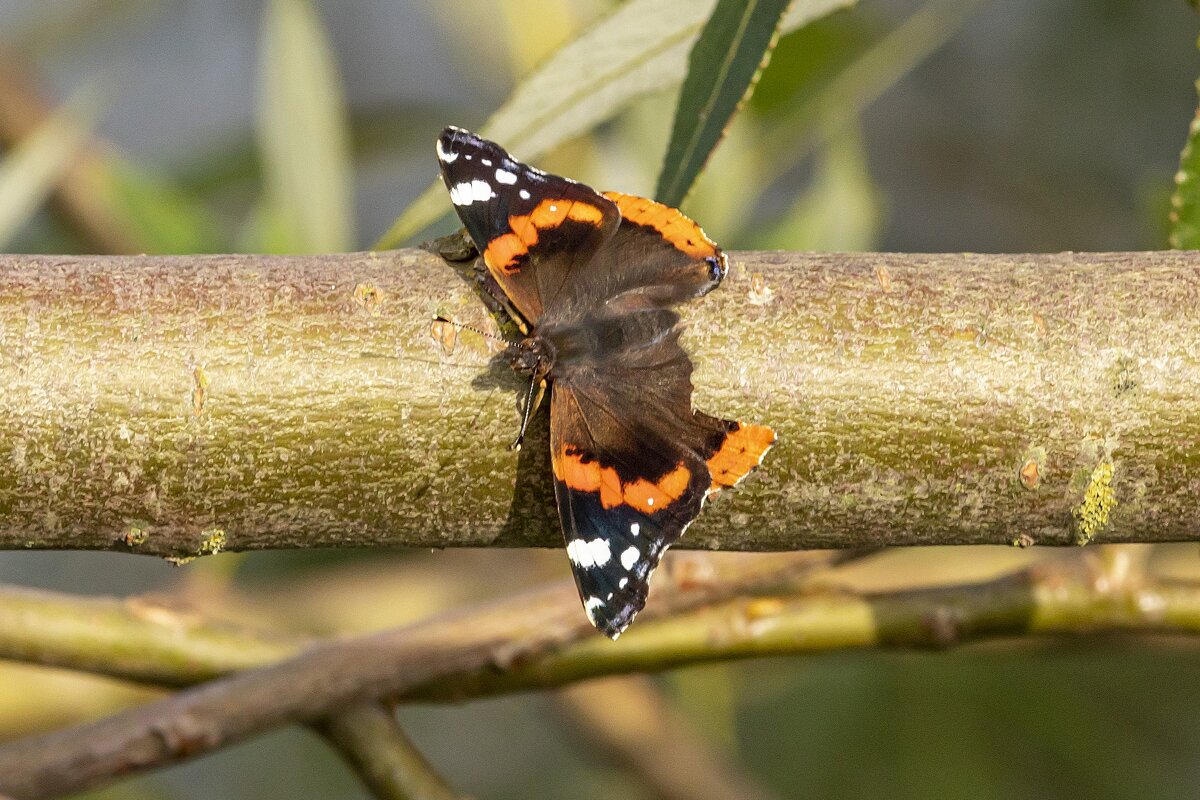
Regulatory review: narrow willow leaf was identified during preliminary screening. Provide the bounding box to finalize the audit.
[1170,80,1200,249]
[0,84,101,250]
[655,0,793,208]
[374,0,854,249]
[258,0,353,253]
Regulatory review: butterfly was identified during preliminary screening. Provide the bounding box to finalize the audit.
[436,126,776,638]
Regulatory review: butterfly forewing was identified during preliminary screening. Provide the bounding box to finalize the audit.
[436,127,619,324]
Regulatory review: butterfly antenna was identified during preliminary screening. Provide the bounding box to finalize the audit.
[511,372,539,451]
[431,315,509,344]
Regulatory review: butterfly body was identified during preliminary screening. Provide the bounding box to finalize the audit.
[437,127,775,638]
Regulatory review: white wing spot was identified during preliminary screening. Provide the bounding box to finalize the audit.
[549,204,558,212]
[519,189,531,200]
[630,523,640,537]
[584,595,605,624]
[646,497,655,507]
[621,546,640,571]
[618,577,629,589]
[495,168,518,185]
[481,158,492,166]
[449,179,495,206]
[464,154,473,160]
[435,139,458,163]
[567,537,611,568]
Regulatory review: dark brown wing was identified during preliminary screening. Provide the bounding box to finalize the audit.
[548,317,774,638]
[537,191,728,323]
[549,340,707,637]
[436,127,620,324]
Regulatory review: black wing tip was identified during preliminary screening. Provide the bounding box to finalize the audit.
[589,602,640,640]
[579,570,654,640]
[438,125,472,145]
[437,126,481,164]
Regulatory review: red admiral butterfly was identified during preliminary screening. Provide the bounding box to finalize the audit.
[436,126,776,638]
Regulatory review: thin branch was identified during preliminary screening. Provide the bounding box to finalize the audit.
[2,250,1199,555]
[0,586,465,799]
[0,584,302,685]
[0,552,850,686]
[0,582,592,800]
[315,703,465,800]
[0,552,860,799]
[405,551,1200,700]
[4,550,1200,797]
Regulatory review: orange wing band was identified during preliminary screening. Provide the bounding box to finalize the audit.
[553,446,692,514]
[707,423,776,491]
[603,191,720,260]
[483,199,605,275]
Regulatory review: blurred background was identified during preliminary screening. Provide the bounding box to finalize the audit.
[1,0,1198,798]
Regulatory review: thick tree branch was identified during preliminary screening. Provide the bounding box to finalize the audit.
[2,250,1198,555]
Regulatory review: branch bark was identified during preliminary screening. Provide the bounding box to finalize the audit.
[1,250,1199,555]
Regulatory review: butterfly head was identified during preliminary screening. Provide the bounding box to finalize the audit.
[504,335,554,380]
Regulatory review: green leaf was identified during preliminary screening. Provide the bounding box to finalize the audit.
[655,0,793,208]
[374,0,854,249]
[1170,80,1200,248]
[257,0,353,253]
[0,83,101,250]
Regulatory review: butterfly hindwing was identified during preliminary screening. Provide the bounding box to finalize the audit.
[551,383,710,638]
[693,413,778,495]
[436,127,620,324]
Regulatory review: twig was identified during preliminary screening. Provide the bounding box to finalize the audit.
[316,703,465,800]
[2,251,1199,554]
[0,581,587,799]
[0,552,852,687]
[0,585,302,685]
[405,553,1200,700]
[2,551,1200,797]
[0,552,862,799]
[0,584,465,798]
